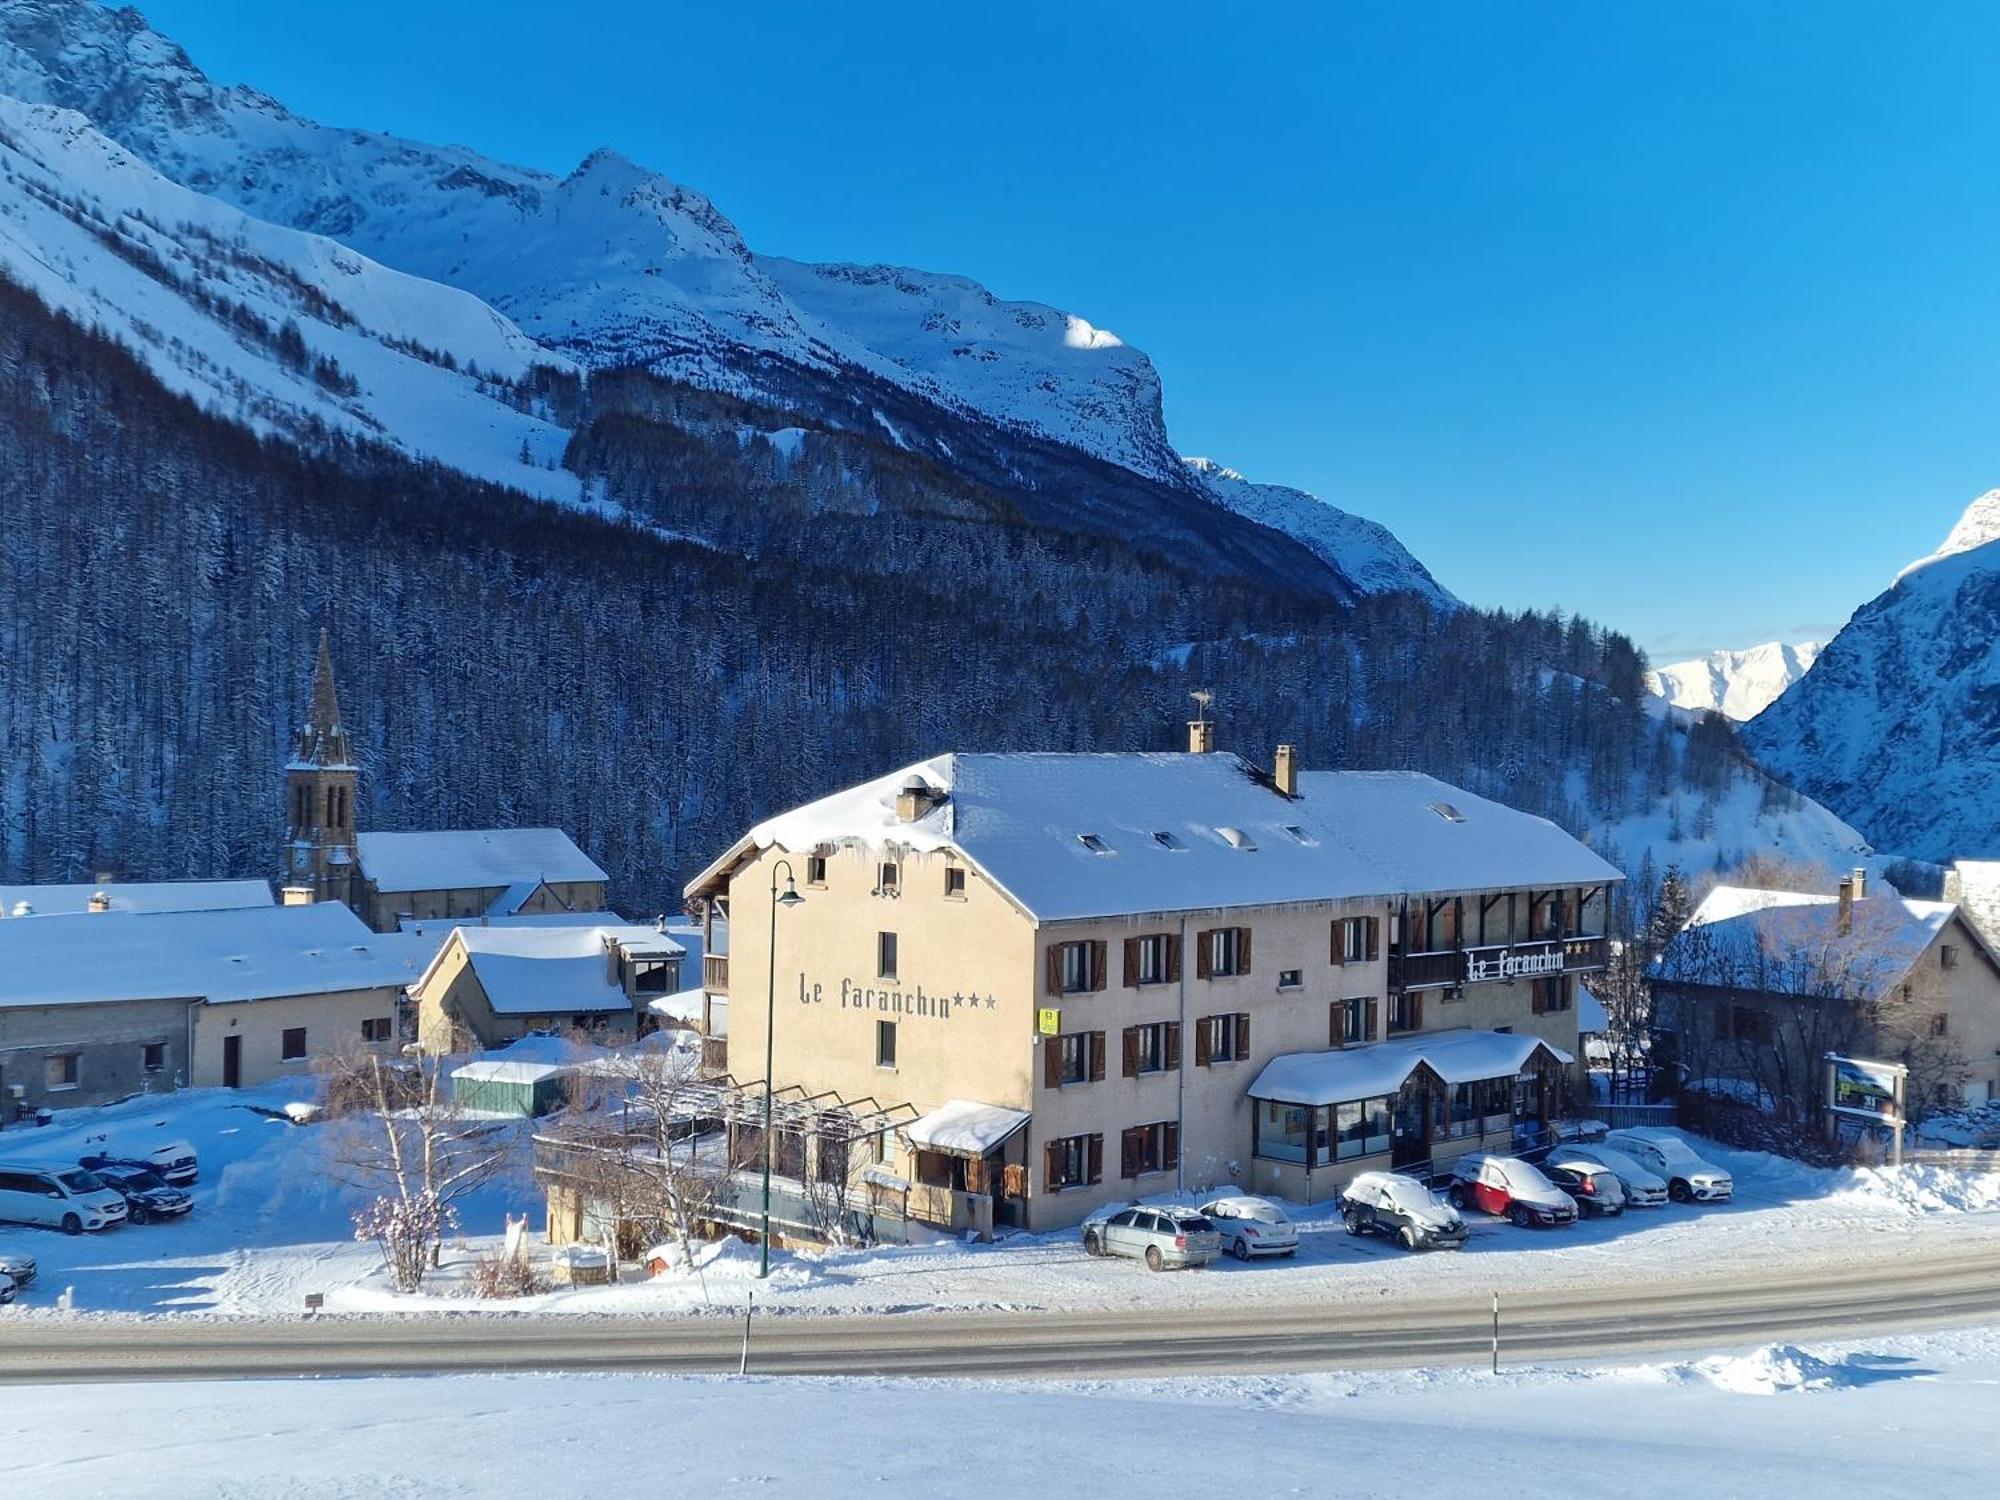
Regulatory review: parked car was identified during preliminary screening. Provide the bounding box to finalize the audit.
[1339,1171,1468,1250]
[1447,1154,1577,1227]
[1198,1196,1299,1260]
[0,1163,129,1233]
[1543,1159,1626,1217]
[0,1250,37,1289]
[1559,1143,1669,1207]
[1082,1204,1222,1270]
[84,1161,194,1224]
[1602,1129,1734,1203]
[0,1270,13,1305]
[80,1137,198,1187]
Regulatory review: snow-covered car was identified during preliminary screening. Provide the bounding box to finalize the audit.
[1197,1196,1299,1260]
[1602,1129,1734,1203]
[1542,1159,1625,1218]
[0,1250,36,1289]
[1558,1143,1669,1207]
[80,1137,198,1187]
[1082,1204,1222,1270]
[1447,1154,1576,1227]
[1339,1171,1467,1250]
[84,1162,194,1224]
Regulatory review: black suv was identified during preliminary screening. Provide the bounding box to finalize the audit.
[1338,1170,1469,1250]
[84,1161,194,1224]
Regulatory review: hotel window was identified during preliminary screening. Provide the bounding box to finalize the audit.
[1125,932,1177,987]
[141,1043,167,1073]
[1334,1096,1393,1161]
[1199,926,1251,978]
[806,854,828,886]
[45,1052,79,1090]
[281,1027,309,1062]
[1448,1078,1512,1138]
[1332,916,1377,964]
[1196,1012,1250,1065]
[877,931,899,980]
[1531,977,1570,1014]
[1120,1121,1180,1178]
[876,1020,898,1069]
[362,1018,392,1043]
[1278,968,1303,991]
[1942,944,1960,970]
[1387,991,1422,1035]
[1255,1101,1309,1163]
[1044,1133,1102,1191]
[1332,996,1373,1046]
[1051,940,1106,994]
[943,865,966,898]
[1047,1031,1104,1087]
[1124,1021,1179,1076]
[877,861,900,895]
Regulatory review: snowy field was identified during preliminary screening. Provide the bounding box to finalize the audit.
[2,1082,1998,1321]
[5,1325,2000,1497]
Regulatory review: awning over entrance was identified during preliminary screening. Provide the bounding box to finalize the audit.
[1249,1029,1574,1107]
[905,1099,1031,1159]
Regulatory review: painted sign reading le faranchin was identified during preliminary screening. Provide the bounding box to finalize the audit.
[797,975,999,1020]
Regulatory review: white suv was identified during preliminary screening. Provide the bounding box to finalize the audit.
[1602,1129,1734,1203]
[0,1164,129,1233]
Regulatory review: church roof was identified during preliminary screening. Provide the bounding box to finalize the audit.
[289,629,356,772]
[356,828,608,896]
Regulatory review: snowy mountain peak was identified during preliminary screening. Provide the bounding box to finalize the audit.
[1896,488,2000,583]
[1645,641,1822,722]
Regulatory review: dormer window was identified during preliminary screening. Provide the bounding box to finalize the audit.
[1218,827,1257,851]
[1153,831,1185,851]
[1078,834,1111,854]
[1428,802,1467,824]
[1282,825,1313,845]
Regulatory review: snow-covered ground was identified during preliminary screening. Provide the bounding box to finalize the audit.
[6,1325,2000,1496]
[2,1083,1997,1320]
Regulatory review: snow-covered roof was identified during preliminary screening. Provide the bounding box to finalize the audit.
[443,926,637,1017]
[452,1058,573,1085]
[1248,1029,1574,1107]
[690,753,1623,921]
[648,987,708,1025]
[1578,985,1609,1035]
[356,829,607,895]
[904,1099,1032,1157]
[0,879,274,917]
[1653,887,1971,1000]
[0,902,415,1008]
[1949,860,2000,947]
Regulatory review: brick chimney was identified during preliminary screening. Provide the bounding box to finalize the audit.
[1187,689,1216,753]
[1274,744,1298,797]
[86,890,111,913]
[1837,876,1854,935]
[1851,867,1867,900]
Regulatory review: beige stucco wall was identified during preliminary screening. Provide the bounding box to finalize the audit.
[413,936,638,1052]
[191,985,399,1087]
[1920,915,2000,1106]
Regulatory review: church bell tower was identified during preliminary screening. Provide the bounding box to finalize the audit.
[283,629,359,908]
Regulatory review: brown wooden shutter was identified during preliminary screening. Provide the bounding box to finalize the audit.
[1196,932,1213,979]
[1090,940,1108,992]
[1237,927,1253,975]
[1122,1026,1140,1078]
[1002,1162,1026,1199]
[1046,944,1064,995]
[1044,1140,1060,1192]
[1366,917,1380,962]
[1330,1001,1341,1047]
[1087,1134,1103,1185]
[1409,995,1423,1031]
[1532,980,1547,1015]
[1365,998,1379,1042]
[1120,1128,1139,1180]
[965,1156,988,1195]
[1163,1121,1180,1173]
[1331,921,1345,966]
[1165,1022,1182,1070]
[1043,1035,1062,1089]
[1089,1031,1106,1082]
[1167,934,1183,983]
[1195,1016,1213,1066]
[1123,937,1141,987]
[1236,1012,1251,1058]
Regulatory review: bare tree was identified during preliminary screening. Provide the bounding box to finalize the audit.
[320,1049,515,1292]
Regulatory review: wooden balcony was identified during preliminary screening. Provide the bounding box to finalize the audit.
[703,953,730,993]
[1388,949,1464,991]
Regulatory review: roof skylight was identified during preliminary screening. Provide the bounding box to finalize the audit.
[1077,833,1111,854]
[1218,827,1257,851]
[1428,802,1467,824]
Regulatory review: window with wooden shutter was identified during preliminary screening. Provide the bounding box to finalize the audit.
[1124,937,1141,987]
[1121,1128,1141,1179]
[1089,1031,1106,1082]
[1165,1021,1182,1070]
[1044,1140,1060,1192]
[1195,1017,1213,1066]
[965,1156,987,1195]
[1236,1012,1251,1059]
[1045,945,1063,996]
[1090,940,1108,992]
[1163,1121,1181,1173]
[1087,1134,1103,1185]
[1330,1000,1342,1046]
[1365,998,1379,1041]
[1237,928,1253,975]
[1043,1035,1061,1088]
[1122,1027,1140,1078]
[1365,917,1380,962]
[1196,931,1214,980]
[1167,933,1183,983]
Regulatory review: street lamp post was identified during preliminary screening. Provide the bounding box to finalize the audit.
[759,859,804,1279]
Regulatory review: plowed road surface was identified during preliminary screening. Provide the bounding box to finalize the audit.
[6,1248,1996,1381]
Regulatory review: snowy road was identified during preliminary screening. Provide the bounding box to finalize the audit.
[8,1245,1996,1382]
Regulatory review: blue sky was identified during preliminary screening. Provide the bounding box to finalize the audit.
[137,1,2000,660]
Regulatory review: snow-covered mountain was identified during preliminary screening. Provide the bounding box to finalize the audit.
[1645,641,1822,721]
[1742,492,2000,863]
[1183,458,1457,607]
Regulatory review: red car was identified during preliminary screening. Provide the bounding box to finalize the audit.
[1447,1153,1577,1227]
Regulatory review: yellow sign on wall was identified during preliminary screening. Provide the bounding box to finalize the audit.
[1037,1007,1061,1036]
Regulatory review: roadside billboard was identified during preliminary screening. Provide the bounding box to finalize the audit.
[1826,1054,1906,1124]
